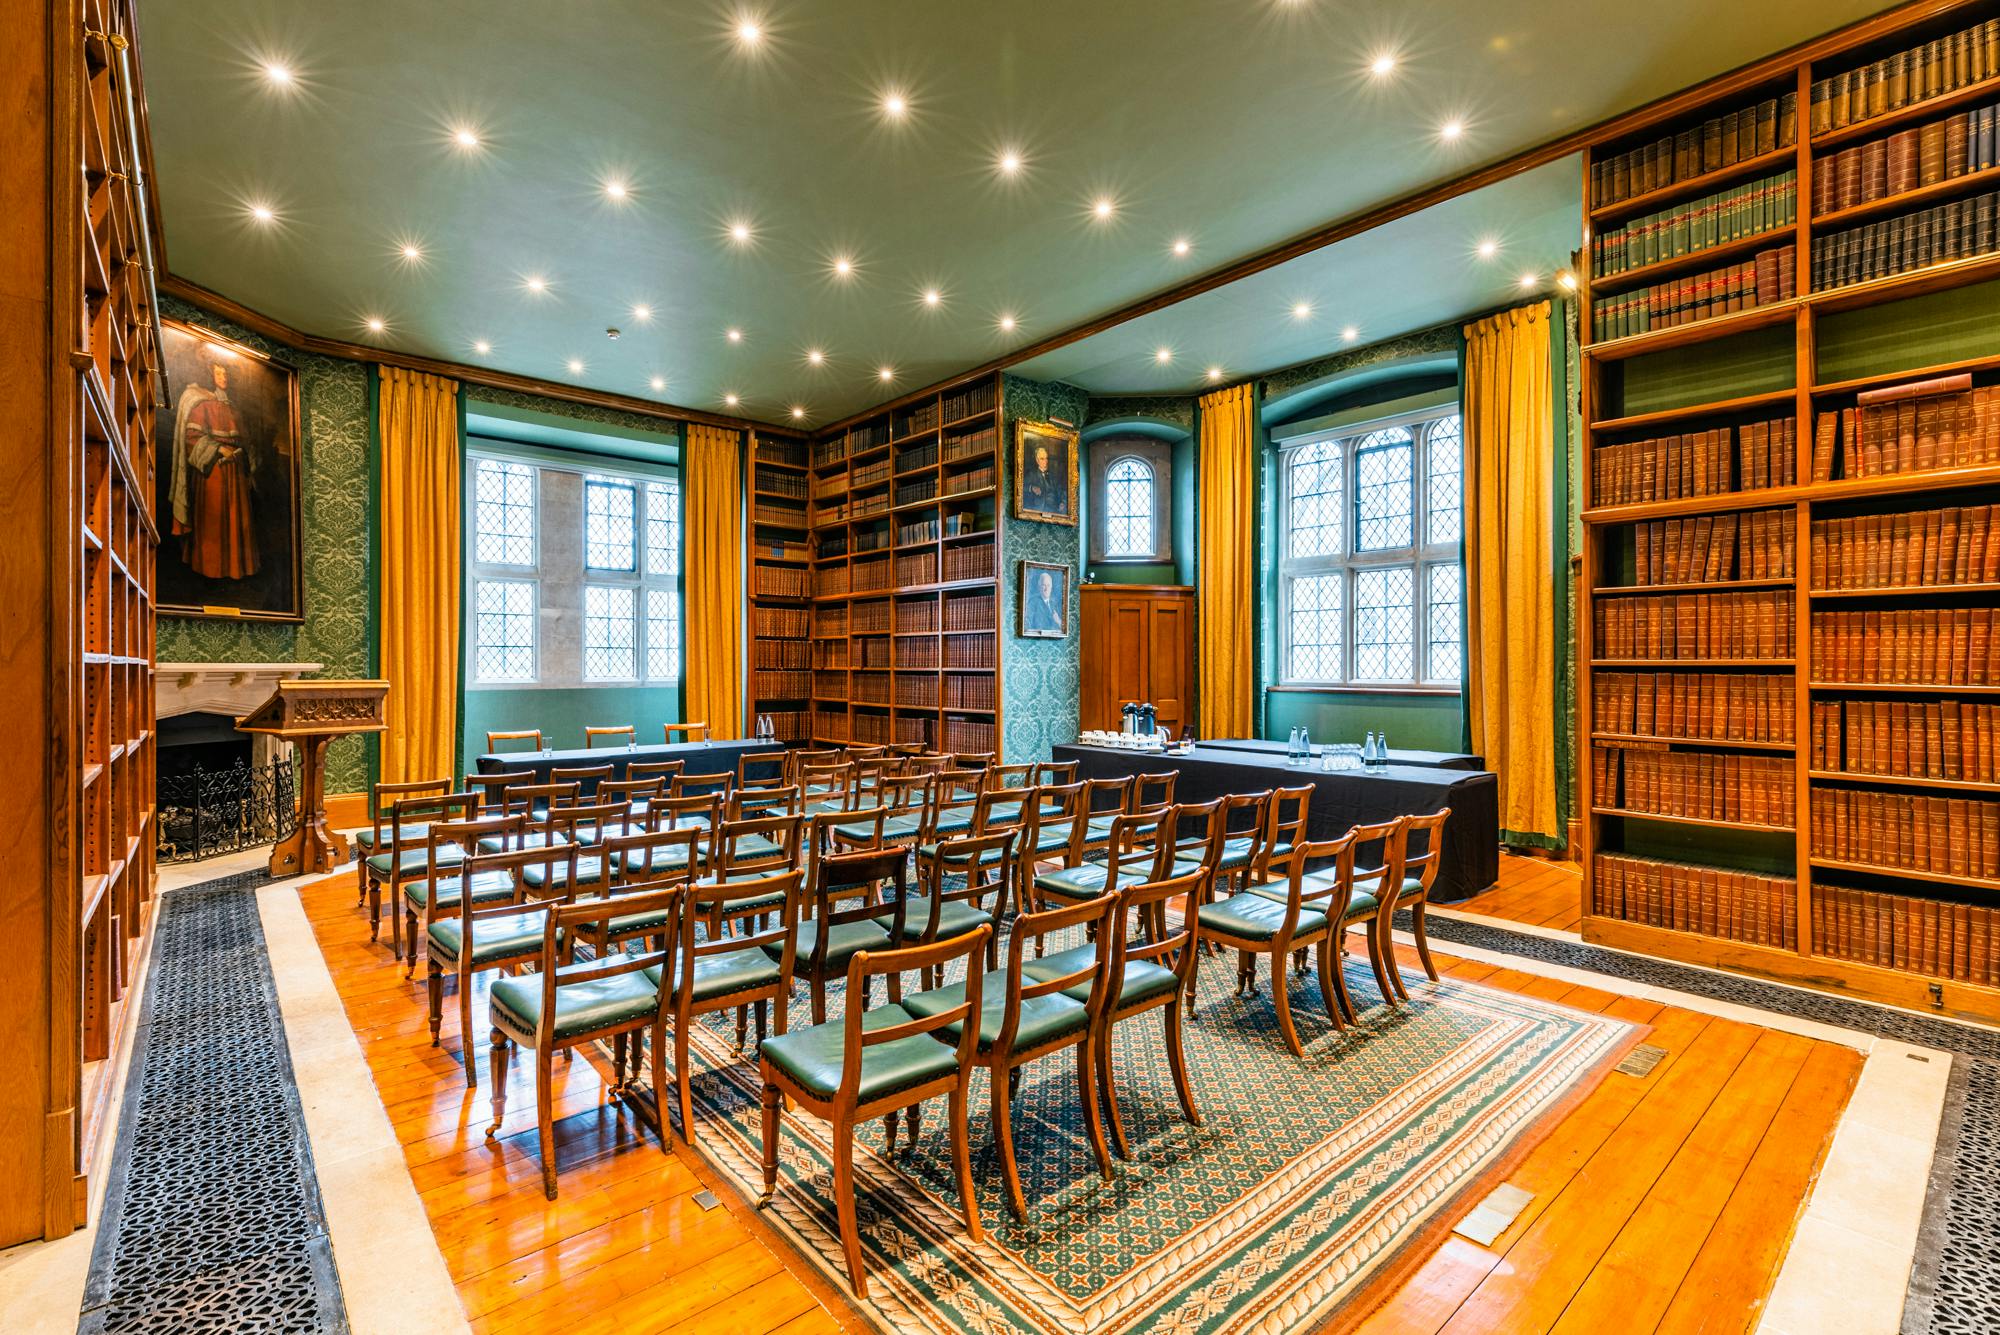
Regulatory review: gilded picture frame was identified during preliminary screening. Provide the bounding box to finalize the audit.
[154,318,305,622]
[1018,560,1071,639]
[1012,419,1079,525]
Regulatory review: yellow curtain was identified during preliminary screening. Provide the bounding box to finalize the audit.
[376,367,461,785]
[1464,302,1560,844]
[684,423,745,739]
[1197,383,1255,738]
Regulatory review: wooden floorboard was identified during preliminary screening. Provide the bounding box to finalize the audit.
[292,852,1859,1334]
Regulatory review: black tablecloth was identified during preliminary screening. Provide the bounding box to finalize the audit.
[1052,743,1499,901]
[1196,738,1484,770]
[475,738,783,785]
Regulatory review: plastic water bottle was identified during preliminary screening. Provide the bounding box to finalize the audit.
[1288,727,1303,762]
[1299,725,1312,764]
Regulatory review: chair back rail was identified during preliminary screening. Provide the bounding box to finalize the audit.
[1132,771,1178,813]
[663,721,710,742]
[423,809,516,879]
[549,763,615,798]
[463,771,531,813]
[583,726,636,750]
[739,751,789,787]
[1398,808,1451,902]
[916,829,1018,939]
[672,769,734,799]
[803,845,912,975]
[385,790,476,850]
[1032,760,1079,786]
[713,812,805,878]
[1113,866,1207,992]
[729,782,803,819]
[626,758,686,787]
[1022,781,1087,868]
[1346,816,1404,902]
[598,776,665,810]
[839,927,992,1090]
[485,728,544,752]
[533,887,683,1034]
[999,898,1117,1049]
[604,825,705,893]
[1256,785,1315,879]
[685,867,803,967]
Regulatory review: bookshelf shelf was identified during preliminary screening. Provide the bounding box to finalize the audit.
[1580,3,2000,1024]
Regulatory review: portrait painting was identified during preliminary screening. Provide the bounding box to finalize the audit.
[1018,560,1071,639]
[154,318,303,621]
[1013,419,1079,525]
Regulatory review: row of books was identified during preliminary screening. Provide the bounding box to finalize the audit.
[812,706,847,742]
[894,716,931,746]
[942,591,996,632]
[895,675,940,708]
[1810,786,2000,881]
[811,437,846,469]
[1809,189,1998,290]
[752,606,808,639]
[752,565,808,599]
[1814,886,1998,984]
[854,673,891,705]
[1593,171,1796,278]
[942,545,996,582]
[751,499,807,530]
[1810,608,1998,685]
[853,712,895,746]
[754,439,805,469]
[751,639,806,670]
[895,401,941,439]
[894,477,937,507]
[1589,853,1798,950]
[751,670,809,699]
[1592,96,1796,207]
[814,606,846,637]
[853,458,891,489]
[1627,510,1795,586]
[944,634,996,669]
[1812,103,2000,218]
[1591,416,1798,507]
[762,709,809,743]
[851,602,891,634]
[1592,671,1796,744]
[1809,19,2000,136]
[855,526,893,552]
[851,559,895,593]
[813,643,847,669]
[1589,246,1796,341]
[814,567,850,596]
[897,440,940,474]
[895,639,940,668]
[942,718,998,755]
[895,600,937,633]
[943,424,999,464]
[1592,746,1795,826]
[753,539,809,564]
[941,379,998,423]
[755,470,807,499]
[1808,503,2000,589]
[944,464,997,495]
[1818,376,2000,482]
[895,551,938,587]
[1593,590,1796,660]
[1810,698,2000,785]
[814,670,847,699]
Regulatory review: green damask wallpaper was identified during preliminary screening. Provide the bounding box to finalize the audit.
[155,295,374,793]
[999,375,1090,763]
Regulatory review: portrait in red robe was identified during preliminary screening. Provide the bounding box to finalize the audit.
[168,357,260,580]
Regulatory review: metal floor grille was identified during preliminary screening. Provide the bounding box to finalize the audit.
[80,871,346,1335]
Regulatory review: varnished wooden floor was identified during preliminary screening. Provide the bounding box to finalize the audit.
[297,855,1861,1334]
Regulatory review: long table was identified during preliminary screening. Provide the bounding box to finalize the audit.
[475,738,783,785]
[1197,738,1484,770]
[1052,743,1499,901]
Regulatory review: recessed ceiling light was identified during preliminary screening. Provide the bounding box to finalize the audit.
[524,275,548,294]
[881,90,908,119]
[922,287,942,307]
[1292,301,1313,320]
[1439,118,1465,142]
[1518,271,1539,289]
[399,242,422,262]
[1342,325,1360,342]
[791,405,806,420]
[451,126,481,151]
[734,18,762,46]
[365,317,385,333]
[262,61,293,87]
[724,393,740,407]
[603,178,629,201]
[999,150,1023,175]
[998,314,1017,333]
[1369,51,1398,79]
[1476,237,1499,259]
[726,327,743,343]
[248,203,275,224]
[878,366,895,382]
[1172,237,1191,257]
[567,357,585,374]
[1207,366,1225,382]
[474,340,492,355]
[729,220,753,244]
[1154,347,1173,364]
[650,375,666,391]
[831,255,855,279]
[1092,196,1115,220]
[807,348,826,366]
[632,303,652,322]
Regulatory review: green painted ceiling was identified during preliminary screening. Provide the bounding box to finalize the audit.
[139,0,1883,425]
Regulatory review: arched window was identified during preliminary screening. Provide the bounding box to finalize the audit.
[1103,455,1156,557]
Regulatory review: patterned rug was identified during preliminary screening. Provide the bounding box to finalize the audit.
[651,934,1638,1335]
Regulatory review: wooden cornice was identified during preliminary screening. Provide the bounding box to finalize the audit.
[158,274,775,435]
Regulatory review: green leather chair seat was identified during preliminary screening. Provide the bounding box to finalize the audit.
[901,972,1090,1050]
[1083,814,1120,843]
[644,945,783,1004]
[354,822,429,851]
[983,800,1025,826]
[914,842,1007,868]
[1034,854,1202,900]
[1021,945,1176,1008]
[694,870,793,916]
[488,966,659,1042]
[619,843,698,875]
[759,1004,960,1101]
[1024,824,1079,854]
[711,833,785,862]
[924,810,977,837]
[577,893,678,937]
[775,918,891,969]
[368,843,464,877]
[522,856,607,889]
[403,868,517,909]
[426,909,549,966]
[1218,837,1292,871]
[893,897,992,941]
[834,812,924,843]
[1198,891,1329,942]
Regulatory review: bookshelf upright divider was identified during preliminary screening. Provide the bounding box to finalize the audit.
[745,427,811,743]
[1580,2,2000,1024]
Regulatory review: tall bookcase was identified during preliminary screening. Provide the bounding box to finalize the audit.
[1579,0,2000,1025]
[807,374,1005,754]
[746,427,811,741]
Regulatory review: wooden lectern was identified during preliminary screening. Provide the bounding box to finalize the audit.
[238,679,389,876]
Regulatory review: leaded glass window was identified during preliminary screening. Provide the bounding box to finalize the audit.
[583,585,636,681]
[584,478,637,572]
[473,579,535,682]
[1103,457,1155,558]
[473,459,535,566]
[1275,408,1463,687]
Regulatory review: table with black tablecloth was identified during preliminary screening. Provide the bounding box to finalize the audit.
[1051,743,1499,901]
[475,738,784,785]
[1196,738,1485,770]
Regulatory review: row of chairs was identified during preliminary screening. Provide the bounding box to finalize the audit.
[485,722,710,752]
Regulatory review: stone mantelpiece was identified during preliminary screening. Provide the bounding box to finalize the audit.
[157,662,323,768]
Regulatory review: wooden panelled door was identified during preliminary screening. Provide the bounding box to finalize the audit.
[1079,585,1194,736]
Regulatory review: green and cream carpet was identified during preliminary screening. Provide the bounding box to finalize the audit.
[661,940,1635,1334]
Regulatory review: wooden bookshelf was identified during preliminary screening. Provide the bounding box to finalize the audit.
[804,374,1004,753]
[1579,0,2000,1025]
[745,427,811,744]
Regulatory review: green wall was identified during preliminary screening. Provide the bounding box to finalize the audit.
[1264,690,1466,752]
[1000,375,1091,763]
[463,685,682,759]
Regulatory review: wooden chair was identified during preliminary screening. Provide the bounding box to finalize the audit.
[1013,781,1087,913]
[757,925,992,1297]
[646,791,722,839]
[626,758,686,790]
[399,812,522,963]
[485,729,545,753]
[363,792,475,950]
[903,896,1115,1217]
[898,828,1016,978]
[1033,760,1079,786]
[739,750,789,788]
[1207,789,1274,894]
[656,867,803,1139]
[913,786,1021,902]
[785,844,911,1024]
[1029,807,1176,918]
[424,837,578,1084]
[664,721,710,743]
[464,770,531,815]
[577,824,703,957]
[486,887,684,1198]
[784,747,842,783]
[1131,771,1178,814]
[584,725,637,749]
[728,782,802,820]
[798,760,854,813]
[1373,809,1451,1000]
[497,780,580,828]
[549,762,615,798]
[597,776,665,823]
[829,773,933,849]
[951,751,995,770]
[353,778,451,903]
[673,769,734,801]
[1078,775,1133,856]
[1195,828,1360,1055]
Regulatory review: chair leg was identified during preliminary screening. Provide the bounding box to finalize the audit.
[675,1020,695,1143]
[992,1062,1025,1218]
[1362,918,1397,1005]
[1329,934,1360,1023]
[831,1117,867,1297]
[485,1030,509,1138]
[811,979,826,1026]
[404,910,420,978]
[536,1046,558,1200]
[425,962,444,1046]
[1078,1036,1112,1181]
[1411,901,1440,982]
[649,1020,671,1154]
[1314,940,1345,1031]
[1379,906,1411,1002]
[368,882,383,944]
[758,1078,782,1201]
[1164,1001,1202,1126]
[1271,950,1304,1058]
[611,1033,628,1093]
[1099,1022,1132,1160]
[459,969,478,1087]
[948,1084,982,1244]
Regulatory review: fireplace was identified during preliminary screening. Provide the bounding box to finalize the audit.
[154,662,320,865]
